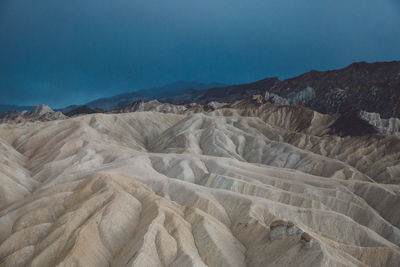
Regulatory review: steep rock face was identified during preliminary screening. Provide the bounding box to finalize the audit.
[269,61,400,118]
[264,91,289,105]
[359,110,400,136]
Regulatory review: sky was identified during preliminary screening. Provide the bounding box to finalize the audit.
[0,0,400,108]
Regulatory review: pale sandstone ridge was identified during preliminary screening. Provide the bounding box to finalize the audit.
[0,101,399,267]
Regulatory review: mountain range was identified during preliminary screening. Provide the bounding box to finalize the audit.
[269,61,400,118]
[59,81,226,113]
[1,61,399,120]
[64,60,400,119]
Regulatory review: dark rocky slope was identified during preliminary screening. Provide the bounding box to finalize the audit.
[269,61,400,118]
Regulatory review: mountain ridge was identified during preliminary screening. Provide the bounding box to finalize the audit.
[2,60,399,120]
[75,60,400,118]
[269,60,400,118]
[0,61,400,119]
[63,81,226,112]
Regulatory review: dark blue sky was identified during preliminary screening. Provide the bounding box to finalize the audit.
[1,0,399,108]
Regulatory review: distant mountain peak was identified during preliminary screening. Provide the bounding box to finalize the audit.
[26,104,54,116]
[0,104,65,123]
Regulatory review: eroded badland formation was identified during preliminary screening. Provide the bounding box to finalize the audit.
[1,62,400,266]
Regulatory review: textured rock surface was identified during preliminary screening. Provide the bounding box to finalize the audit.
[301,233,314,249]
[0,104,66,123]
[0,103,399,266]
[264,92,289,105]
[287,222,303,236]
[269,61,400,118]
[269,220,287,241]
[360,110,400,136]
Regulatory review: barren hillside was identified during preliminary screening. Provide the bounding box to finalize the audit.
[0,101,399,267]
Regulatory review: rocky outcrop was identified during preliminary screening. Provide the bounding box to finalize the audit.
[359,110,400,136]
[300,232,314,249]
[0,104,66,123]
[269,220,288,241]
[286,221,302,236]
[264,91,289,105]
[205,101,228,110]
[269,220,303,241]
[24,104,54,117]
